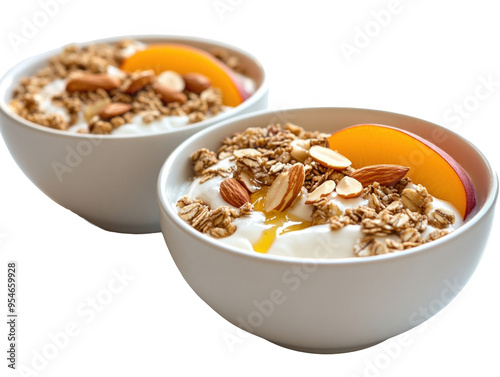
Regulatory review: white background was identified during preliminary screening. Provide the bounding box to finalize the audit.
[1,0,499,376]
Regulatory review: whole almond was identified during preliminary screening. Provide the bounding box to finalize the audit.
[152,82,187,104]
[66,74,121,92]
[264,163,305,212]
[182,73,211,94]
[309,146,351,170]
[220,178,251,207]
[98,103,133,120]
[350,164,410,187]
[336,176,363,199]
[123,71,155,94]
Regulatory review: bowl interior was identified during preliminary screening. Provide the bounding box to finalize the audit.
[0,34,267,137]
[159,107,497,261]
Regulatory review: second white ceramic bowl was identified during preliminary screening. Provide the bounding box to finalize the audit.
[0,35,268,233]
[158,107,497,353]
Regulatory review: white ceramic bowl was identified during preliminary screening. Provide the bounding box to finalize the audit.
[0,35,268,233]
[158,107,498,353]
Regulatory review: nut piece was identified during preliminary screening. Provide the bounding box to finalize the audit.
[233,148,262,158]
[152,82,187,104]
[182,73,211,94]
[305,180,336,204]
[220,178,250,207]
[309,145,351,169]
[264,163,305,212]
[84,98,111,122]
[336,176,363,198]
[237,172,260,193]
[290,139,311,162]
[66,74,121,92]
[98,103,133,120]
[350,164,409,187]
[157,70,186,92]
[123,70,155,94]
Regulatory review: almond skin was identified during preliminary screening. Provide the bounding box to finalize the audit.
[182,73,211,94]
[66,74,121,92]
[152,82,187,104]
[264,163,305,212]
[350,164,410,187]
[123,71,155,94]
[220,178,251,207]
[98,103,133,120]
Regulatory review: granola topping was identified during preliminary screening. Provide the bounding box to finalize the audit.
[9,40,254,135]
[178,123,463,258]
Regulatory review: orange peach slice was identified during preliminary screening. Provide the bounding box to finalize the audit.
[327,124,476,219]
[120,44,249,107]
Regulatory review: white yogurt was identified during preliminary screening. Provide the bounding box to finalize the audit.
[35,79,70,122]
[183,159,463,259]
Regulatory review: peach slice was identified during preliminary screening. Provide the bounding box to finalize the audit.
[327,124,476,219]
[120,44,250,107]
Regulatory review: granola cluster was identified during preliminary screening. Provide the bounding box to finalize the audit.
[9,40,240,134]
[177,196,251,238]
[177,123,457,257]
[324,181,455,256]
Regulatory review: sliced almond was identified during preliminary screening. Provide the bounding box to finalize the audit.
[233,148,262,158]
[264,163,305,212]
[336,176,363,199]
[157,70,185,92]
[183,73,211,94]
[123,70,155,94]
[98,103,133,120]
[66,74,121,92]
[152,82,187,104]
[220,178,251,207]
[290,139,311,162]
[237,172,260,193]
[305,180,336,204]
[350,164,409,187]
[309,146,351,169]
[84,98,110,122]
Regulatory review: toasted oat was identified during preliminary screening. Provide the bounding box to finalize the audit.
[344,206,377,224]
[311,198,341,226]
[427,208,456,229]
[385,238,404,251]
[329,215,351,230]
[354,237,390,257]
[400,228,424,245]
[401,184,433,214]
[426,229,451,241]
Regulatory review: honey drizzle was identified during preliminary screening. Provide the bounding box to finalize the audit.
[250,188,311,253]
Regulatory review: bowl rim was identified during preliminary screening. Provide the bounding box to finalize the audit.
[158,106,499,266]
[0,33,268,140]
